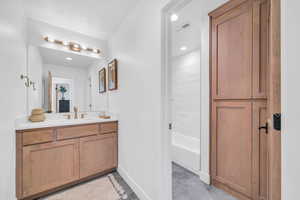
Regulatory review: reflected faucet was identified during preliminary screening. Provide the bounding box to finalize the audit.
[74,107,78,119]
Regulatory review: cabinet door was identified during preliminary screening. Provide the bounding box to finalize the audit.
[80,133,117,178]
[211,1,253,99]
[211,101,253,198]
[22,139,79,197]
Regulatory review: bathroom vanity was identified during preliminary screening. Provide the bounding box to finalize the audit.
[15,119,118,200]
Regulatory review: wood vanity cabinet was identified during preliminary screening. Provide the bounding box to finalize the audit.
[16,121,118,200]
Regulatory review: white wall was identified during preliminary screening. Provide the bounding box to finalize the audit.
[281,1,300,200]
[27,45,43,112]
[0,0,27,199]
[197,0,228,183]
[171,49,201,140]
[88,60,109,112]
[43,64,89,111]
[108,0,169,199]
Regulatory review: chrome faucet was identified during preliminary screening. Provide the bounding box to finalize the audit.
[74,106,78,119]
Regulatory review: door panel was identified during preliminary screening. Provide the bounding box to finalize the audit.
[253,0,270,98]
[210,0,270,199]
[22,139,79,197]
[80,133,117,178]
[253,101,268,200]
[212,101,252,197]
[212,1,252,99]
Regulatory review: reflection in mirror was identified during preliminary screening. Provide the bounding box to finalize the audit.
[27,44,109,114]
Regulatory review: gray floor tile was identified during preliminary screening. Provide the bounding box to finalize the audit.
[112,172,139,200]
[172,163,237,200]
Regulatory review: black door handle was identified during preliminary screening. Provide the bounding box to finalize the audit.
[259,123,268,134]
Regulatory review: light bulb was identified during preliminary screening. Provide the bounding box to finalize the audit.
[170,14,178,22]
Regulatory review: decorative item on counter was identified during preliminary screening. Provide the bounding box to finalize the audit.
[29,108,45,122]
[99,115,111,119]
[99,111,111,119]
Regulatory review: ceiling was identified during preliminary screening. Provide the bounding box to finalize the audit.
[171,0,229,57]
[39,47,100,68]
[171,1,203,57]
[24,0,140,40]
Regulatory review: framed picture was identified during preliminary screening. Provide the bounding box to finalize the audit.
[108,59,118,91]
[99,68,106,93]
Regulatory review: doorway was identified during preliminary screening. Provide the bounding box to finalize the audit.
[161,0,281,200]
[163,0,238,199]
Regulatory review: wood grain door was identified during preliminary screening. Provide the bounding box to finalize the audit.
[210,0,270,199]
[22,139,79,197]
[79,133,117,178]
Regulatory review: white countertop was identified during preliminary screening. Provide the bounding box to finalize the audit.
[15,113,118,131]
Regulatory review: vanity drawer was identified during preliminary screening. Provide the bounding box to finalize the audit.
[57,124,99,140]
[100,122,118,134]
[22,129,54,146]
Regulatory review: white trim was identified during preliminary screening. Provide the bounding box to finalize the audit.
[161,1,198,200]
[199,171,211,185]
[117,166,152,200]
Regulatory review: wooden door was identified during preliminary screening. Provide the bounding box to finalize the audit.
[22,139,79,197]
[79,133,117,178]
[210,0,270,199]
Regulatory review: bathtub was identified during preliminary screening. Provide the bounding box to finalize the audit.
[172,132,200,174]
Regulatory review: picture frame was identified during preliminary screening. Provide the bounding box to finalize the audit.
[108,59,118,91]
[99,68,106,93]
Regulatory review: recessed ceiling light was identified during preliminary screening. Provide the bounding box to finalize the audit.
[170,14,178,22]
[66,57,72,61]
[180,46,187,51]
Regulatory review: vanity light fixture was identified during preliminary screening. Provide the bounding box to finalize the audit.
[180,46,187,51]
[43,36,101,55]
[63,41,69,46]
[171,14,179,22]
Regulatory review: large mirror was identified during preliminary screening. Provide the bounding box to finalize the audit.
[26,20,110,114]
[28,46,106,113]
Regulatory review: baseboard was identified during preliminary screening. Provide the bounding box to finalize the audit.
[117,166,152,200]
[199,171,211,185]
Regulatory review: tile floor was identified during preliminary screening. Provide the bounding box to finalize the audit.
[172,163,237,200]
[112,171,139,200]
